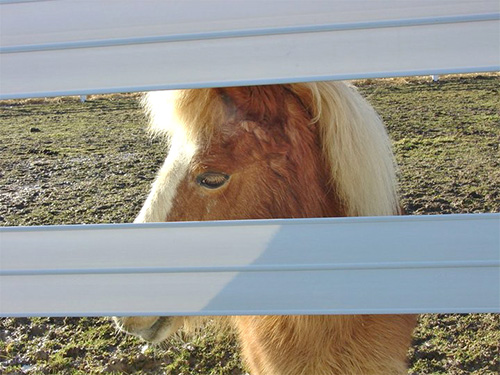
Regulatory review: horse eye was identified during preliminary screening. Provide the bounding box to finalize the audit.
[196,172,230,189]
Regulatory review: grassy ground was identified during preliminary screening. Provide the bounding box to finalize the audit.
[1,75,499,374]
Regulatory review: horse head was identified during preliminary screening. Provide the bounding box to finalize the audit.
[114,82,414,374]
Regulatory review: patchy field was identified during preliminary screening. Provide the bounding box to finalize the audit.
[1,75,499,374]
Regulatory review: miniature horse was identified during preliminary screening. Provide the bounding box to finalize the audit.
[114,81,416,374]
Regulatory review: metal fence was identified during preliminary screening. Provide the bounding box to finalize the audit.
[1,0,499,317]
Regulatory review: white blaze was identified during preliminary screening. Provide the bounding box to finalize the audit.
[136,90,198,223]
[135,135,196,223]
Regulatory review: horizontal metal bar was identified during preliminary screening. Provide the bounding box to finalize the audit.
[0,0,43,4]
[3,0,497,47]
[2,212,496,231]
[1,1,498,99]
[1,214,499,316]
[1,66,499,101]
[3,260,499,277]
[4,308,497,319]
[2,13,497,53]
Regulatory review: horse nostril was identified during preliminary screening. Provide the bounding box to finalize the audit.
[114,316,182,343]
[114,316,159,334]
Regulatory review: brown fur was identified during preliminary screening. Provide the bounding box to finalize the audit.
[167,86,343,222]
[116,83,416,374]
[233,315,416,375]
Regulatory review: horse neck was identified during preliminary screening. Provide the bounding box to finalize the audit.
[232,315,416,375]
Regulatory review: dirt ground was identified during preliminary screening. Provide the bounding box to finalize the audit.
[1,75,499,374]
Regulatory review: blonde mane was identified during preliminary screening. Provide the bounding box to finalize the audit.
[296,81,399,216]
[142,81,399,217]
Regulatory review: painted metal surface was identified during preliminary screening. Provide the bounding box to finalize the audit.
[1,214,499,317]
[0,0,498,318]
[1,0,499,99]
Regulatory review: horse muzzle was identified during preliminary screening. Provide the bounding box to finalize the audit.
[113,316,181,343]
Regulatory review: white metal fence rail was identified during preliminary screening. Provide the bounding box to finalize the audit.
[1,0,499,317]
[2,215,499,317]
[1,0,499,99]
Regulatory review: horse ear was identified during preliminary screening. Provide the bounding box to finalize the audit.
[215,88,239,119]
[218,86,287,123]
[216,87,249,111]
[283,85,316,121]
